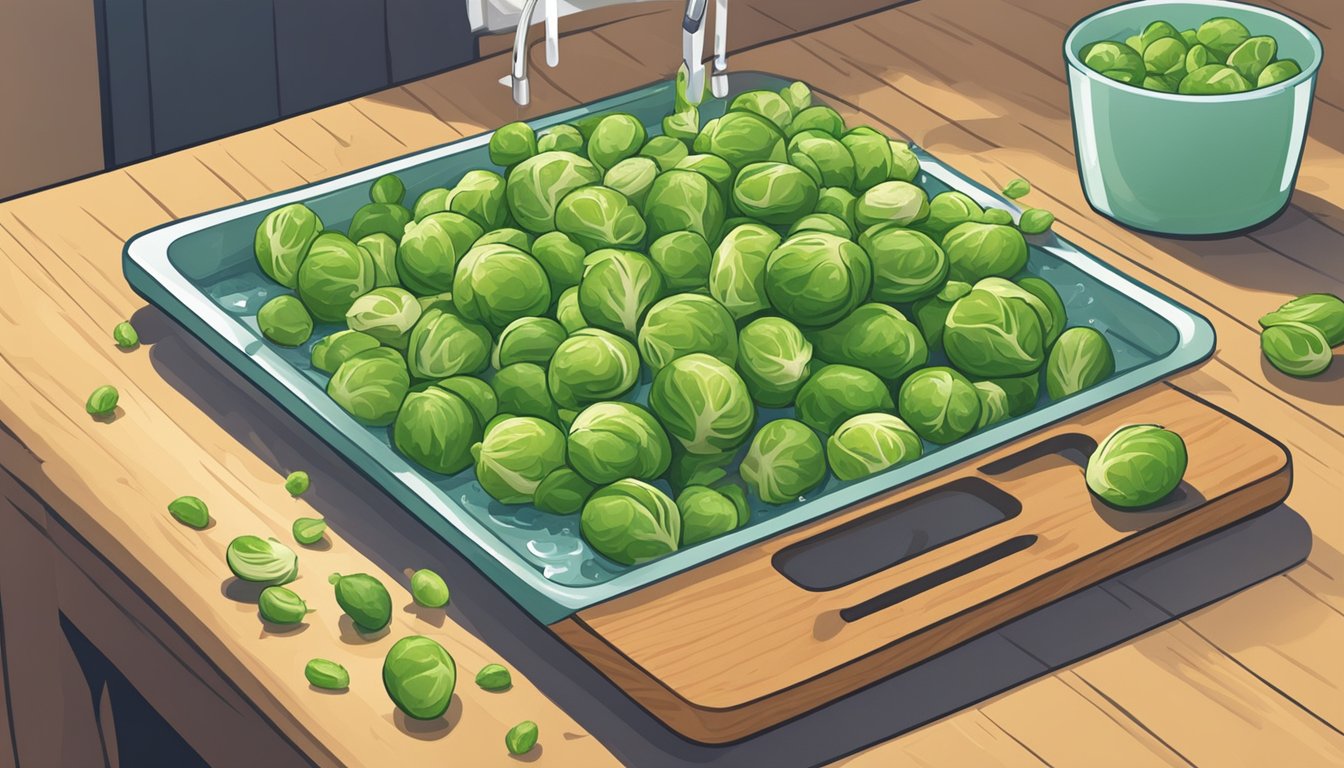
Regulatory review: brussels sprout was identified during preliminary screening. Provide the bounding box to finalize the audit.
[530,231,586,295]
[648,231,713,292]
[889,141,921,182]
[1142,74,1179,93]
[602,157,659,210]
[345,287,421,348]
[1140,20,1181,49]
[1019,208,1055,235]
[764,232,872,327]
[452,243,552,331]
[780,80,812,114]
[1144,37,1188,80]
[368,174,405,206]
[436,375,498,427]
[472,415,567,503]
[704,110,786,170]
[412,187,450,222]
[327,347,409,426]
[643,169,724,242]
[1080,41,1146,83]
[740,419,827,504]
[555,286,587,333]
[915,191,984,241]
[257,295,314,347]
[492,317,566,369]
[980,208,1014,226]
[663,107,700,144]
[1086,424,1188,509]
[859,226,947,303]
[736,316,814,408]
[357,233,400,287]
[669,156,730,202]
[637,293,738,373]
[297,233,376,322]
[506,151,602,233]
[534,467,595,515]
[678,484,749,545]
[581,478,681,564]
[1258,59,1302,87]
[168,496,209,529]
[383,635,456,720]
[567,402,671,484]
[912,280,972,351]
[732,162,820,225]
[730,90,794,133]
[983,373,1041,416]
[493,362,562,424]
[650,353,755,455]
[305,659,349,691]
[841,127,894,191]
[639,135,690,171]
[666,446,736,492]
[1126,34,1145,53]
[490,121,537,166]
[259,585,308,625]
[577,249,664,338]
[1185,44,1215,72]
[285,470,309,497]
[787,130,856,190]
[587,113,646,170]
[1196,16,1250,59]
[1180,28,1198,47]
[397,212,483,295]
[1261,322,1332,377]
[709,223,780,320]
[406,306,491,379]
[506,721,539,756]
[785,105,845,139]
[538,123,585,153]
[1046,327,1116,398]
[692,117,719,153]
[444,169,509,230]
[349,203,412,243]
[815,187,858,234]
[255,203,323,288]
[226,535,298,585]
[554,185,647,252]
[826,413,922,481]
[1179,65,1251,94]
[943,222,1029,283]
[795,364,894,434]
[475,227,533,252]
[394,388,480,474]
[1258,293,1344,346]
[475,663,512,691]
[311,329,380,373]
[975,277,1063,347]
[112,320,139,349]
[855,181,929,230]
[548,329,640,410]
[897,367,981,444]
[292,516,325,545]
[410,568,450,608]
[788,213,852,239]
[974,380,1011,429]
[944,289,1045,378]
[807,304,928,382]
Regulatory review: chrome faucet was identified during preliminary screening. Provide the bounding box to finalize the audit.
[507,0,729,107]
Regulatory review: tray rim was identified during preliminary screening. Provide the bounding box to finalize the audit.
[123,71,1217,624]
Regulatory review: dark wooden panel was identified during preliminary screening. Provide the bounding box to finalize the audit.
[98,0,154,166]
[385,0,476,84]
[274,0,390,116]
[144,0,280,153]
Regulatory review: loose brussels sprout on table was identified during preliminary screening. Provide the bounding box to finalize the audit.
[1258,293,1342,378]
[383,635,456,720]
[1086,424,1188,509]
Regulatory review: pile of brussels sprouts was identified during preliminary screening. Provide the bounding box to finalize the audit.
[249,79,1114,569]
[1080,17,1302,94]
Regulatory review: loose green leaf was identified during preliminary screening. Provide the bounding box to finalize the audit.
[168,495,210,529]
[86,385,119,416]
[258,585,308,625]
[1002,178,1031,198]
[292,517,327,545]
[476,663,512,691]
[505,720,539,756]
[305,658,350,690]
[285,470,310,496]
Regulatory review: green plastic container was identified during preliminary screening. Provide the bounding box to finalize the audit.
[1065,0,1322,235]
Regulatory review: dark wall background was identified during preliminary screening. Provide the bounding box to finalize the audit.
[94,0,478,167]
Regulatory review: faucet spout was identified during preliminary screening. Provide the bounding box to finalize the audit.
[511,0,544,106]
[682,0,708,105]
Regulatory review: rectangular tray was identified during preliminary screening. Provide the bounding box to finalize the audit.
[124,71,1215,624]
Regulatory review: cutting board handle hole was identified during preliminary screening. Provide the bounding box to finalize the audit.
[978,432,1098,476]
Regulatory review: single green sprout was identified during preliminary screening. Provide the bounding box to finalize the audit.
[506,721,539,756]
[285,470,310,497]
[329,572,392,632]
[477,664,513,691]
[1258,293,1344,346]
[1019,208,1055,234]
[292,517,326,545]
[1086,424,1188,509]
[257,295,313,347]
[1002,178,1031,199]
[168,495,209,529]
[227,536,299,585]
[258,585,308,625]
[411,568,450,608]
[383,636,456,720]
[979,208,1014,226]
[1261,322,1332,378]
[113,321,140,348]
[86,385,119,416]
[305,659,350,690]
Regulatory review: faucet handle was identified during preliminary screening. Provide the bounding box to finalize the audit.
[710,0,728,98]
[682,0,708,106]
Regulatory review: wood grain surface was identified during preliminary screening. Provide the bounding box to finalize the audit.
[0,0,1342,764]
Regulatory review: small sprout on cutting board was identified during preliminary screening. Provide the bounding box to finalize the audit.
[476,663,512,691]
[227,536,298,585]
[410,568,450,608]
[383,636,455,720]
[1002,178,1031,198]
[292,517,326,545]
[505,720,539,756]
[305,659,349,690]
[86,385,119,416]
[112,321,139,348]
[330,572,392,632]
[285,470,310,496]
[1085,425,1187,509]
[1019,208,1055,234]
[258,586,308,625]
[168,496,210,529]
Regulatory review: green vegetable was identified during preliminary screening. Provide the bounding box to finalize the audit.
[649,231,713,292]
[475,227,533,252]
[974,277,1064,347]
[649,353,755,455]
[555,286,587,334]
[538,124,584,153]
[1140,20,1181,50]
[637,293,738,373]
[1261,322,1332,377]
[1002,178,1031,199]
[1080,40,1146,83]
[554,185,647,252]
[227,536,298,585]
[531,231,587,294]
[284,470,310,497]
[736,316,813,408]
[795,364,894,434]
[587,113,646,170]
[254,203,322,288]
[447,169,509,230]
[453,243,552,331]
[603,157,659,210]
[943,222,1028,284]
[413,188,450,222]
[296,233,374,322]
[359,233,400,287]
[815,187,858,234]
[86,385,119,416]
[567,402,671,485]
[472,416,568,504]
[577,249,664,338]
[1179,65,1250,94]
[1144,37,1188,80]
[663,107,699,143]
[493,317,566,369]
[916,191,983,241]
[786,105,845,138]
[709,223,780,321]
[311,330,380,373]
[1045,327,1116,398]
[490,121,537,166]
[788,213,852,240]
[732,162,819,226]
[397,212,482,294]
[345,287,420,348]
[859,226,947,303]
[505,721,539,756]
[548,328,640,410]
[898,367,981,444]
[411,568,450,608]
[787,130,855,190]
[806,303,927,382]
[841,127,895,191]
[643,169,724,242]
[912,280,972,351]
[731,90,794,132]
[437,376,497,428]
[826,413,922,481]
[258,585,308,625]
[678,484,749,545]
[326,348,409,426]
[943,288,1045,378]
[257,295,314,347]
[1258,59,1301,87]
[305,659,349,690]
[1086,424,1187,509]
[394,388,480,474]
[168,495,209,528]
[980,208,1013,226]
[476,663,512,691]
[292,517,326,545]
[740,419,827,504]
[701,110,785,170]
[348,202,411,246]
[383,636,456,720]
[765,232,871,328]
[494,362,562,424]
[329,572,392,632]
[534,467,595,515]
[855,181,929,230]
[974,380,1011,429]
[506,151,602,233]
[639,135,690,171]
[985,373,1041,416]
[780,80,812,115]
[113,321,139,348]
[581,478,681,564]
[888,140,920,182]
[1258,293,1344,346]
[1197,16,1250,59]
[406,306,492,380]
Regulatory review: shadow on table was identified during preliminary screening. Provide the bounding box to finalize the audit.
[140,313,1312,766]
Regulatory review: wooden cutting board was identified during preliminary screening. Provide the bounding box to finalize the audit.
[550,382,1292,744]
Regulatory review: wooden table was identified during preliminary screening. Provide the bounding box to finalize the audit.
[2,0,1342,764]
